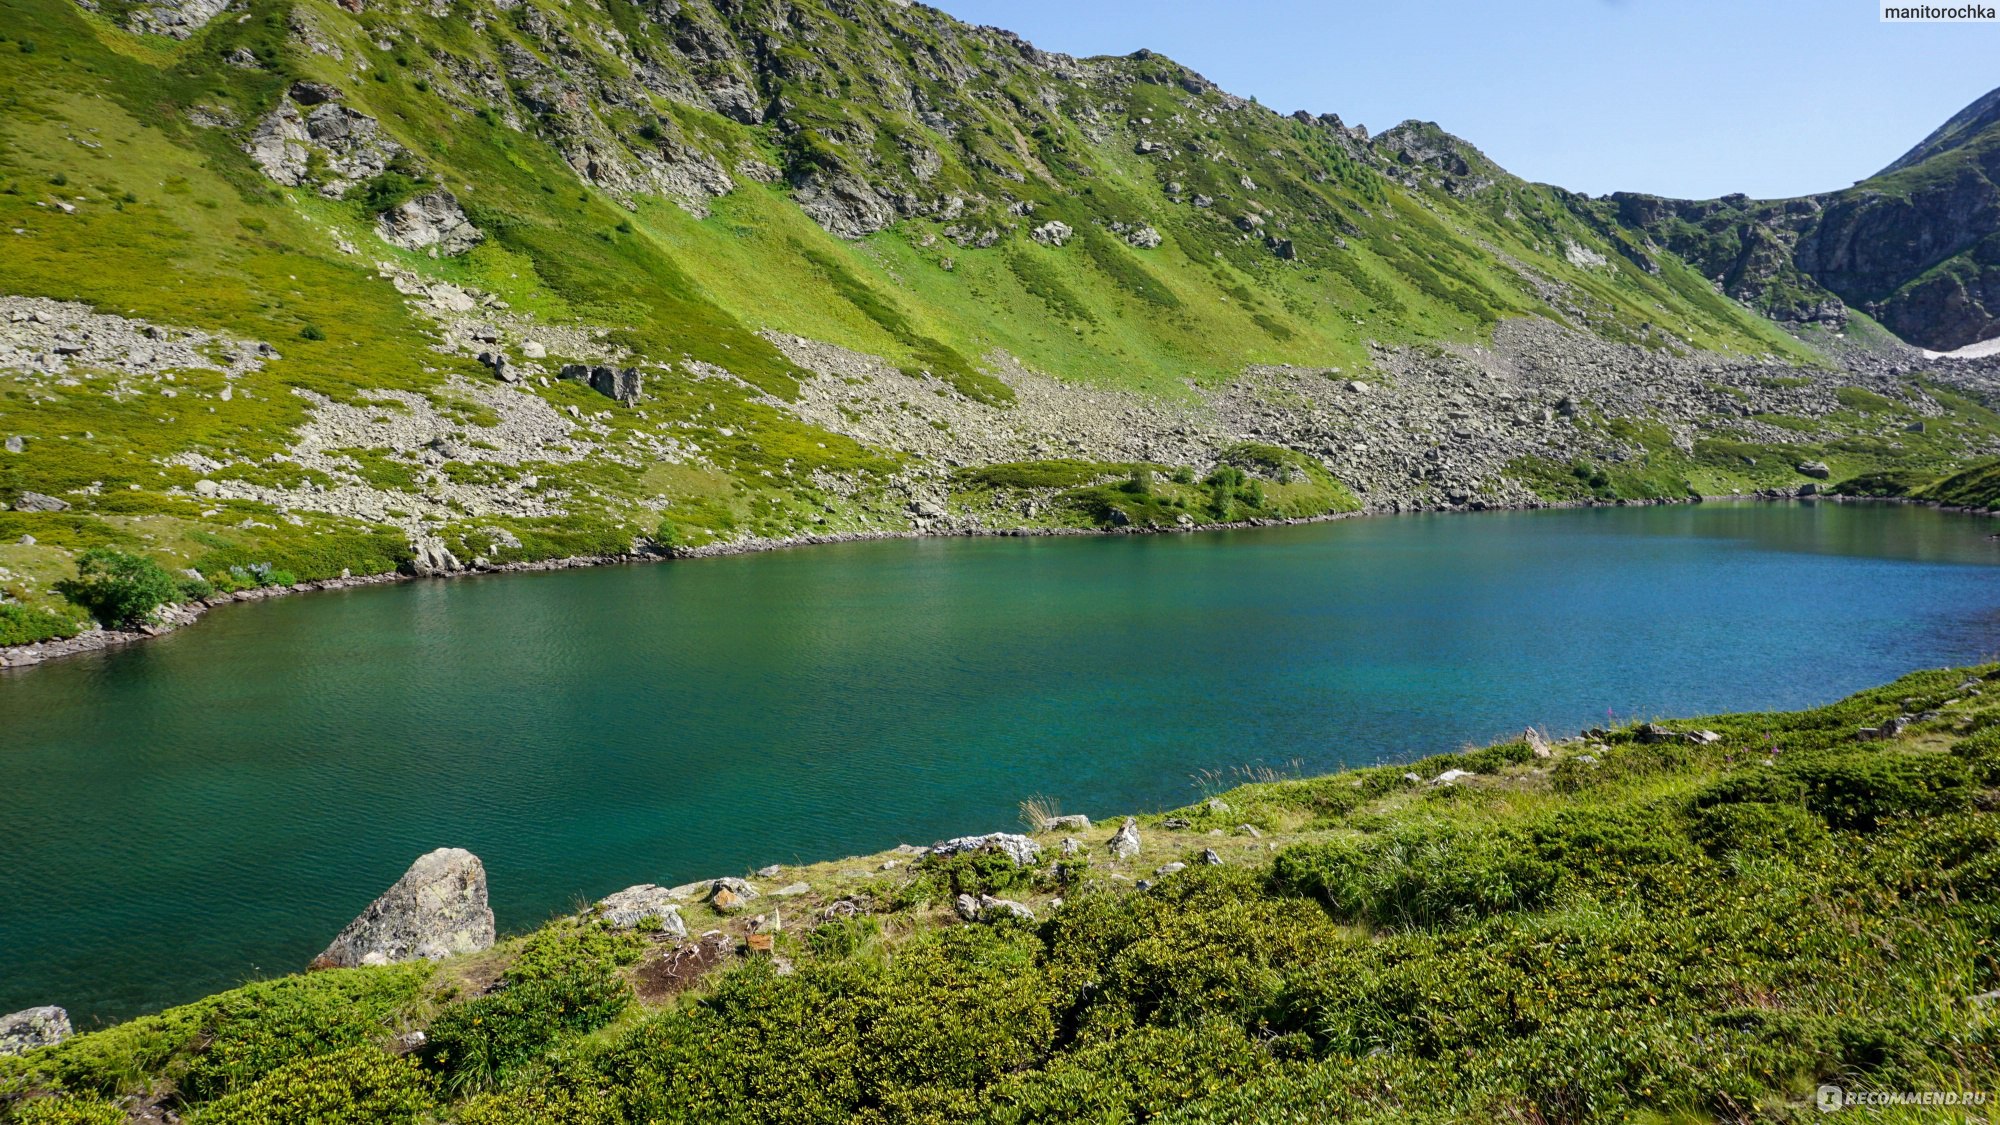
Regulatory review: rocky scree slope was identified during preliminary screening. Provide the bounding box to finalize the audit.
[2,0,1999,648]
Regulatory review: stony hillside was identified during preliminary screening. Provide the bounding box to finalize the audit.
[5,665,2000,1122]
[1605,84,2000,351]
[3,0,2000,649]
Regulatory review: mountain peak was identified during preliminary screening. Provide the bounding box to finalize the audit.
[1877,84,2000,177]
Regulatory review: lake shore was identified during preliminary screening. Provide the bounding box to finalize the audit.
[4,491,1991,672]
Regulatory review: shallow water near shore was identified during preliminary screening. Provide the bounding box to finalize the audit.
[4,500,1999,1023]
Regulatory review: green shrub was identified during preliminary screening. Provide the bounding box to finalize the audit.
[1783,752,1972,830]
[1690,769,1806,808]
[0,602,85,645]
[1950,727,2000,785]
[1274,822,1556,930]
[52,549,183,627]
[188,1046,435,1125]
[502,922,646,984]
[1688,800,1825,859]
[176,971,425,1102]
[912,848,1040,900]
[807,915,880,959]
[423,955,632,1094]
[11,1094,125,1125]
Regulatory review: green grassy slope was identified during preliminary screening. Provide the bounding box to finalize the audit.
[7,665,2000,1122]
[0,0,1982,647]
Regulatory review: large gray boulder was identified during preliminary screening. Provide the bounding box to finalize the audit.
[311,848,494,969]
[11,492,68,512]
[0,1007,70,1056]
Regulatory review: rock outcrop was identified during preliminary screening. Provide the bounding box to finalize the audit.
[375,191,483,256]
[246,93,404,198]
[125,0,228,38]
[927,833,1042,866]
[591,885,690,936]
[0,1007,70,1056]
[311,848,495,969]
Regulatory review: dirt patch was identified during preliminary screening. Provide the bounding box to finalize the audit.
[632,931,735,1004]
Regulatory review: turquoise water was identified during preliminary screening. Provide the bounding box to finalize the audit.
[3,501,1998,1024]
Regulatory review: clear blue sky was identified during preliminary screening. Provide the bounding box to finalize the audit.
[936,0,1996,200]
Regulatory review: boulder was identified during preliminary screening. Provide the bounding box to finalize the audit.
[1797,460,1833,480]
[1107,817,1141,860]
[3,436,20,453]
[12,492,68,512]
[1199,848,1223,865]
[1039,814,1091,832]
[957,893,1034,922]
[927,833,1042,866]
[288,81,342,106]
[1430,769,1473,785]
[558,364,643,405]
[310,848,495,969]
[591,885,689,937]
[1030,220,1073,247]
[0,1007,70,1056]
[376,191,484,256]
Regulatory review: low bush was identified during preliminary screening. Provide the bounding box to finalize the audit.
[1782,752,1972,830]
[422,933,634,1094]
[1272,821,1556,930]
[53,549,190,627]
[187,1046,435,1124]
[0,603,84,646]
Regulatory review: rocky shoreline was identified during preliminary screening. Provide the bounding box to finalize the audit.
[6,492,1990,673]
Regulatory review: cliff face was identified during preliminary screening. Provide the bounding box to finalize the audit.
[1606,86,2000,350]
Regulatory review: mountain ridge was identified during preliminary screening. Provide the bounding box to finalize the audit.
[1,0,1999,648]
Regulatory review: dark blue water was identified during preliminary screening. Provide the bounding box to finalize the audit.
[2,501,1997,1023]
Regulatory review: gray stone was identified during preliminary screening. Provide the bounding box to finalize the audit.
[591,884,688,937]
[1030,220,1073,247]
[1155,862,1187,876]
[1430,768,1473,785]
[126,0,228,39]
[1797,460,1833,480]
[1199,849,1223,865]
[0,1007,69,1056]
[12,492,68,512]
[311,848,494,969]
[3,436,20,453]
[558,364,642,405]
[1039,814,1091,832]
[769,881,811,897]
[755,864,783,878]
[928,832,1042,866]
[959,893,1035,922]
[377,191,483,256]
[1107,817,1141,860]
